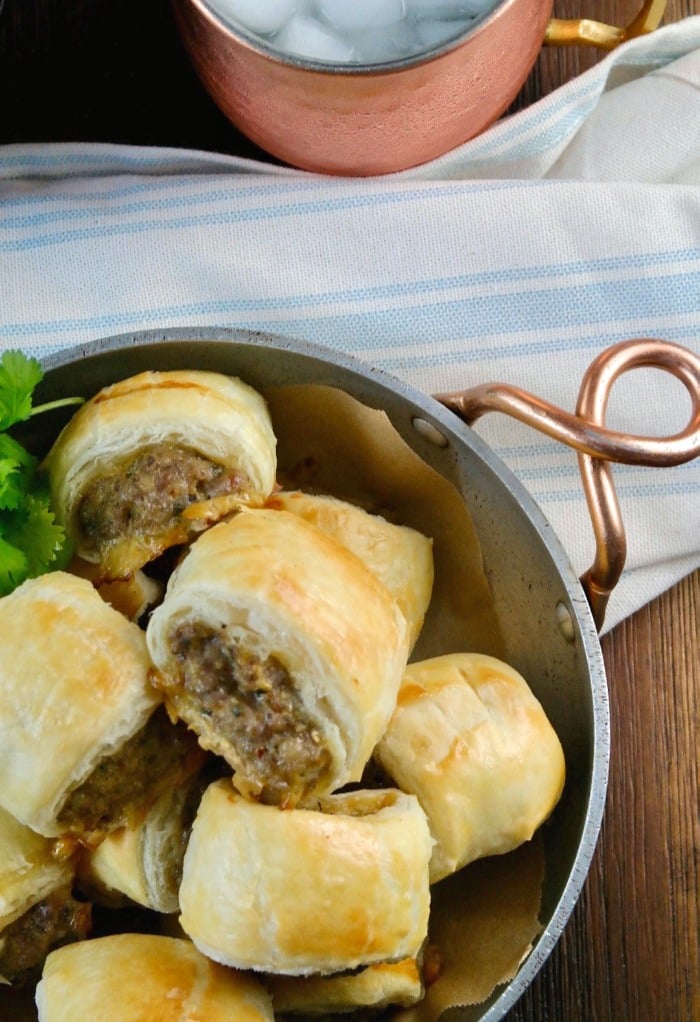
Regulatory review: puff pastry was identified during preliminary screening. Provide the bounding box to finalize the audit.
[178,781,433,976]
[35,933,275,1022]
[68,556,164,623]
[0,572,199,839]
[374,652,566,882]
[267,957,424,1014]
[0,807,90,984]
[77,768,207,914]
[146,509,410,806]
[266,490,434,652]
[42,369,277,578]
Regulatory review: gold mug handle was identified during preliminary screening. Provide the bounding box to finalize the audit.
[544,0,667,50]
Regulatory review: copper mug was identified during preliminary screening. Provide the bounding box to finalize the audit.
[172,0,666,176]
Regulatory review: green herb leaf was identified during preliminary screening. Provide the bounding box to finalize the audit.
[1,495,68,580]
[0,434,37,510]
[0,348,82,597]
[0,534,29,597]
[0,350,44,431]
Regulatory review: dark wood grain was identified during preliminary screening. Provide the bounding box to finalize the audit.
[0,2,697,1020]
[514,0,696,111]
[508,569,699,1022]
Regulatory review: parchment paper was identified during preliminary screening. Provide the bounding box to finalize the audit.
[264,384,505,662]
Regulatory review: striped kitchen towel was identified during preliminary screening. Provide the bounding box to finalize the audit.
[0,17,698,632]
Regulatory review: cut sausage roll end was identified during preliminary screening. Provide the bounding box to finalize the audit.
[0,807,91,985]
[42,369,278,579]
[0,572,204,841]
[147,509,411,807]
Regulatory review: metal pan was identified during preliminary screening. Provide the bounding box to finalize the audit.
[29,327,700,1019]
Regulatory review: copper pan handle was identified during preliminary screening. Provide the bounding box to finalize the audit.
[435,338,700,631]
[544,0,667,51]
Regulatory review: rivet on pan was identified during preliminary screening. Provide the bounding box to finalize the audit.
[556,601,576,642]
[412,417,449,448]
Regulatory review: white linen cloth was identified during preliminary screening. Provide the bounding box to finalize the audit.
[1,17,698,633]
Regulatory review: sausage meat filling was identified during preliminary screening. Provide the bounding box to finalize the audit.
[56,706,200,835]
[169,622,332,806]
[0,886,91,984]
[77,442,246,557]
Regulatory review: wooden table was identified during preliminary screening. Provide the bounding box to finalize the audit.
[1,2,697,1020]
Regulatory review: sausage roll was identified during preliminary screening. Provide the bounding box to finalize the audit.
[266,490,434,652]
[178,781,433,976]
[0,572,202,839]
[0,807,91,984]
[35,933,276,1022]
[42,369,277,578]
[267,957,424,1014]
[68,555,164,623]
[147,509,410,806]
[77,768,207,914]
[374,653,566,882]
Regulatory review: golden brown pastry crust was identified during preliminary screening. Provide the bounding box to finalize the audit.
[267,957,424,1014]
[0,808,73,934]
[146,509,410,805]
[77,771,205,914]
[35,933,276,1022]
[374,652,566,882]
[42,369,277,577]
[266,490,433,652]
[68,556,164,622]
[0,572,160,837]
[178,781,433,976]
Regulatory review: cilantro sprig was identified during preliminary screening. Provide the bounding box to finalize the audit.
[0,350,84,597]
